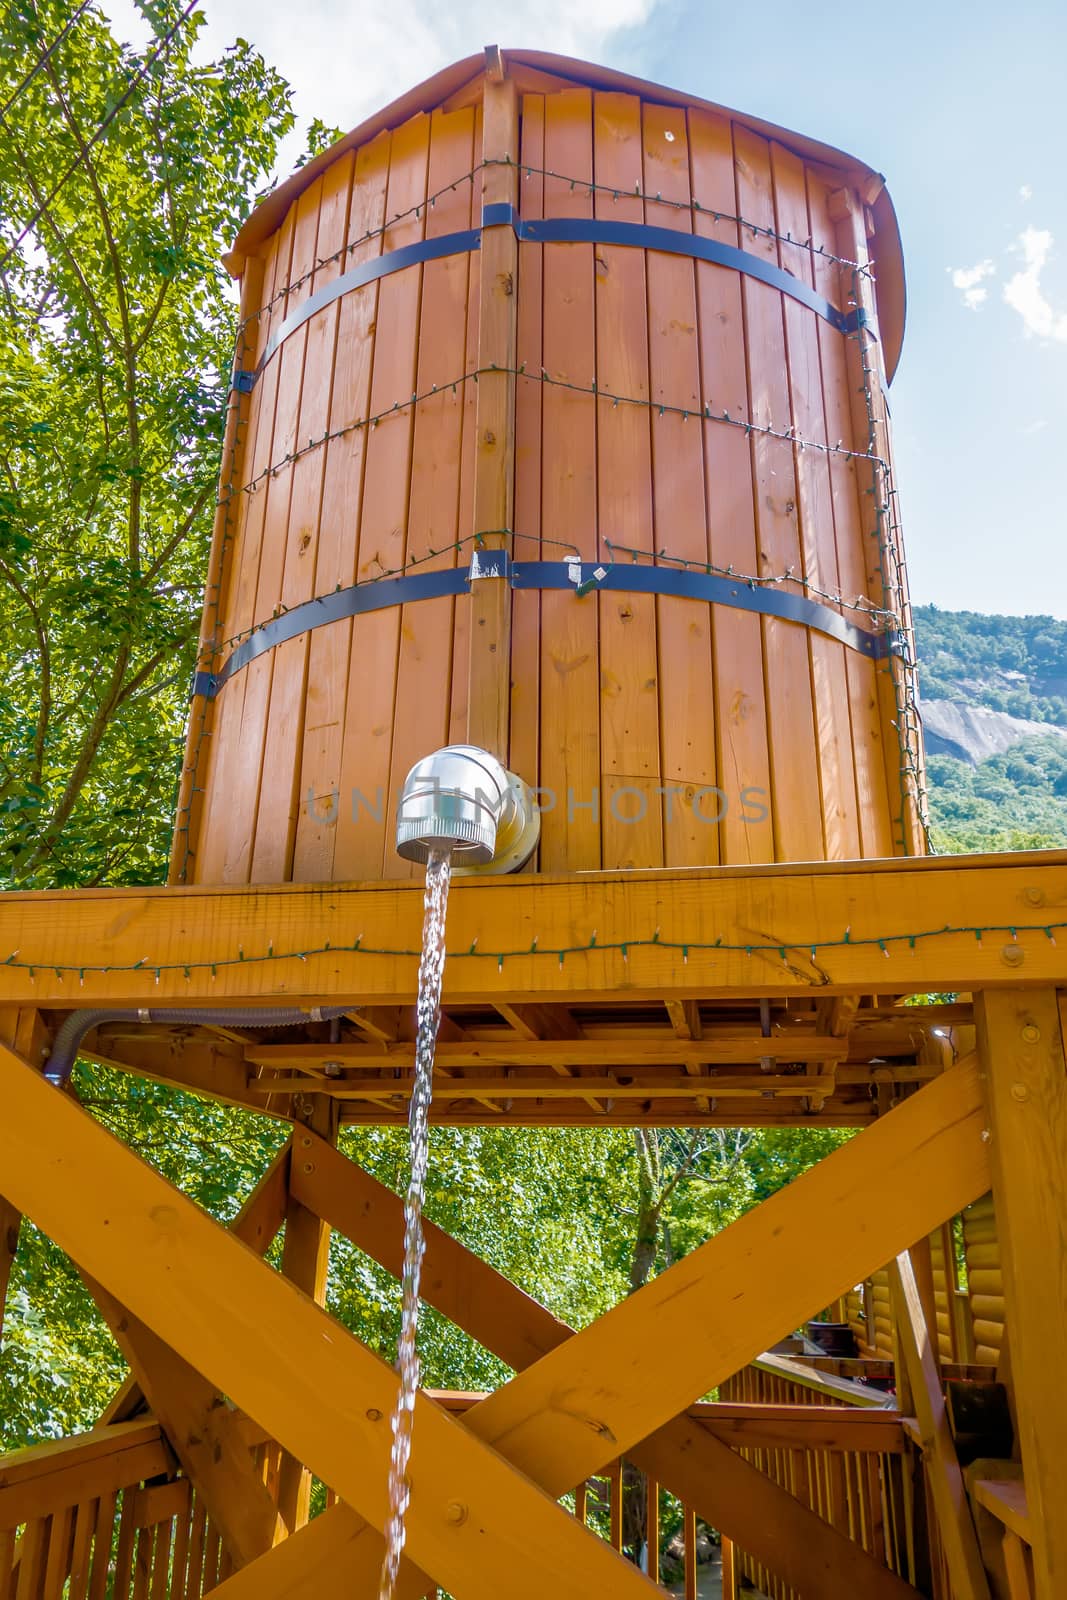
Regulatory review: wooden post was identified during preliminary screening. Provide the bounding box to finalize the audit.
[975,987,1067,1600]
[889,1252,991,1600]
[0,1195,18,1349]
[277,1096,339,1530]
[466,51,518,760]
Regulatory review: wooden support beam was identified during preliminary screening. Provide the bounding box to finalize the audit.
[466,63,518,758]
[98,1137,292,1425]
[277,1098,338,1532]
[251,1071,840,1101]
[85,1280,286,1566]
[976,987,1067,1600]
[246,1035,847,1070]
[252,1065,989,1597]
[0,1041,662,1600]
[889,1252,991,1600]
[0,853,1062,1007]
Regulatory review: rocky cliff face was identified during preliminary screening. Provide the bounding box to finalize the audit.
[921,698,1067,767]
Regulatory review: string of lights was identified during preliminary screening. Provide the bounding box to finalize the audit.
[198,531,899,664]
[227,364,890,504]
[0,0,200,274]
[846,265,931,855]
[238,156,874,333]
[3,919,1062,984]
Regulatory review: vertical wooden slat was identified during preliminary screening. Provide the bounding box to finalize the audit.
[770,140,860,862]
[645,1475,659,1584]
[642,101,717,870]
[688,108,772,865]
[831,188,919,856]
[181,1496,206,1600]
[509,94,545,818]
[538,88,600,872]
[289,140,388,882]
[191,241,279,886]
[446,100,483,752]
[14,1517,46,1600]
[607,1460,623,1553]
[149,1521,171,1600]
[250,153,354,884]
[733,124,823,862]
[721,1534,738,1600]
[466,66,519,761]
[170,251,267,884]
[684,1505,698,1600]
[112,1498,136,1600]
[387,103,478,877]
[0,1528,16,1600]
[231,180,322,885]
[67,1500,96,1600]
[333,113,431,880]
[206,209,298,885]
[169,1493,190,1600]
[40,1504,72,1600]
[592,91,662,872]
[130,1526,151,1600]
[87,1493,117,1600]
[805,176,893,859]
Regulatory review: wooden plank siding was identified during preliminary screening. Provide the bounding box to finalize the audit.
[177,65,919,884]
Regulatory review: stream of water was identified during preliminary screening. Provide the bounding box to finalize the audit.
[377,845,453,1600]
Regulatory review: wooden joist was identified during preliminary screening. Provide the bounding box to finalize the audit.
[0,852,1061,1007]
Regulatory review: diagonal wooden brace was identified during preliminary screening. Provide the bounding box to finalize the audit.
[285,1131,919,1597]
[215,1060,989,1598]
[0,1043,661,1600]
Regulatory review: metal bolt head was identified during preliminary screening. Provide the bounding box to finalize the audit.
[366,1408,382,1423]
[1011,1083,1030,1103]
[445,1501,469,1526]
[1024,887,1044,906]
[302,1161,314,1174]
[1001,945,1025,967]
[1021,1023,1041,1044]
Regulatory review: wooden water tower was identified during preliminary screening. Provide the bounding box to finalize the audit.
[1,46,1065,1600]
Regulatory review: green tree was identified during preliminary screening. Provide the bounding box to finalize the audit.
[0,0,293,886]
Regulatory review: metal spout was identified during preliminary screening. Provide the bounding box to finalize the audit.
[395,744,538,872]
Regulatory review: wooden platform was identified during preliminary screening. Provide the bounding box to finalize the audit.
[0,849,1062,1125]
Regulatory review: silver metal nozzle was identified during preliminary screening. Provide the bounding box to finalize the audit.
[395,744,538,872]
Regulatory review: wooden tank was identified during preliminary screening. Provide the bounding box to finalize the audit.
[171,48,925,886]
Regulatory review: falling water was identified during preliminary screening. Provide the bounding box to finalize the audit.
[378,844,453,1600]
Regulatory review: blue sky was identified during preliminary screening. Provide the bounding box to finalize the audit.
[103,0,1067,621]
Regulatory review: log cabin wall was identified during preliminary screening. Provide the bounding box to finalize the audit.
[172,56,923,886]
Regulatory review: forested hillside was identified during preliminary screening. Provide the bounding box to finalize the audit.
[914,606,1067,850]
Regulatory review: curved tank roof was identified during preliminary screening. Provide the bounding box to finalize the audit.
[227,48,905,380]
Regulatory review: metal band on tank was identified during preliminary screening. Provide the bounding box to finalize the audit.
[192,553,897,700]
[242,207,868,387]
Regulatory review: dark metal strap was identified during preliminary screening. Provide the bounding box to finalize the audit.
[482,203,865,335]
[193,552,894,700]
[243,207,865,388]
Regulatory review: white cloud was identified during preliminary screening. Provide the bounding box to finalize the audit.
[1003,226,1067,343]
[1020,184,1033,201]
[948,258,996,310]
[98,0,661,176]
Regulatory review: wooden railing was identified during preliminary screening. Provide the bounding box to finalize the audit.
[718,1355,913,1600]
[0,1420,283,1600]
[2,1388,908,1600]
